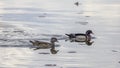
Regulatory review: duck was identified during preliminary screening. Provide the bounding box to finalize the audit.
[29,37,58,49]
[65,30,93,42]
[74,2,79,6]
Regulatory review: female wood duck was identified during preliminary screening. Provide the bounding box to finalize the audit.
[29,37,58,49]
[65,30,93,42]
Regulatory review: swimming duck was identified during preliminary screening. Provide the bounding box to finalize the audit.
[74,2,79,6]
[65,30,93,42]
[29,37,58,49]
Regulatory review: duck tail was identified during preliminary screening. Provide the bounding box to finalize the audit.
[65,34,70,36]
[29,40,34,44]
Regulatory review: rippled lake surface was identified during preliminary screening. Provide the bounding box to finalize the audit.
[0,0,120,68]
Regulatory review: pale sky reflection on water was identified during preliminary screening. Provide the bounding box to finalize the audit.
[0,0,120,68]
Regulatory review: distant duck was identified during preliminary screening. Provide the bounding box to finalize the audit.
[74,2,80,6]
[65,30,94,42]
[29,37,58,49]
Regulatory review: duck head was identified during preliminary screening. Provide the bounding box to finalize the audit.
[51,37,58,43]
[86,30,93,35]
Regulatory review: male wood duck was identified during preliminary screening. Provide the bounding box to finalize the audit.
[29,37,58,49]
[65,30,94,42]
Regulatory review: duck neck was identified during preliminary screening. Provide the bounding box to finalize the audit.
[51,41,55,49]
[51,41,55,45]
[86,34,91,41]
[87,34,91,36]
[51,44,55,49]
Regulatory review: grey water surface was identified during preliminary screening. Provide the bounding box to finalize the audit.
[0,0,120,68]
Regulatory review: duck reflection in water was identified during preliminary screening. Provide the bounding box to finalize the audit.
[65,30,94,46]
[50,44,59,54]
[30,37,59,54]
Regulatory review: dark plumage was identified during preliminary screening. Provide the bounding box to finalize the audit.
[65,30,93,42]
[29,37,58,49]
[74,2,79,6]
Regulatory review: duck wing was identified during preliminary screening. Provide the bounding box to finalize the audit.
[30,40,51,45]
[74,34,87,42]
[75,33,86,36]
[34,41,52,48]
